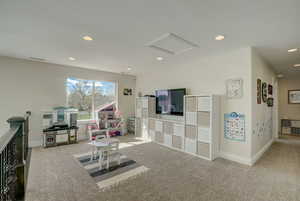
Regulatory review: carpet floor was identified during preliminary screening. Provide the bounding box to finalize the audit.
[25,135,300,201]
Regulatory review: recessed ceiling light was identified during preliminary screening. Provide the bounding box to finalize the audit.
[277,74,284,78]
[215,35,225,41]
[156,57,164,61]
[83,36,93,41]
[288,48,298,53]
[127,67,132,71]
[294,64,300,67]
[69,57,76,61]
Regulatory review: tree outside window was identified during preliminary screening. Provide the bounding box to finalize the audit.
[66,78,116,120]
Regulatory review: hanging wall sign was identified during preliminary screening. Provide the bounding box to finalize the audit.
[224,112,246,142]
[226,79,243,99]
[262,82,268,103]
[267,97,274,107]
[268,84,273,95]
[257,79,261,104]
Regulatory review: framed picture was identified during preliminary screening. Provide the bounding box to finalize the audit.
[226,79,243,99]
[257,79,261,104]
[267,97,273,107]
[262,82,268,103]
[268,84,273,95]
[288,90,300,104]
[123,88,132,96]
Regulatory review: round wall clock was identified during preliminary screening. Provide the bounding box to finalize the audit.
[262,82,267,103]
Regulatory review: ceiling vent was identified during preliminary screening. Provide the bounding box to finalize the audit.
[146,33,199,55]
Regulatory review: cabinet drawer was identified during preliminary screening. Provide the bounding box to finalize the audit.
[164,134,172,147]
[155,120,163,132]
[198,127,210,142]
[197,142,210,158]
[186,97,197,112]
[197,97,211,111]
[149,130,155,141]
[174,124,184,137]
[186,112,197,125]
[185,138,197,154]
[163,121,174,135]
[155,131,164,143]
[172,135,183,149]
[185,125,197,139]
[142,99,148,108]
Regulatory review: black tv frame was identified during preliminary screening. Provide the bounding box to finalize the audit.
[155,88,186,116]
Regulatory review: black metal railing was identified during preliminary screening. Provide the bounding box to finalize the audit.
[0,112,31,201]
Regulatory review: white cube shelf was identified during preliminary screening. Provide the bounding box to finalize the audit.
[136,95,220,161]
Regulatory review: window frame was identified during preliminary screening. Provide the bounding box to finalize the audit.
[66,77,118,122]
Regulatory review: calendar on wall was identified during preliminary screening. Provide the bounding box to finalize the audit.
[224,112,245,142]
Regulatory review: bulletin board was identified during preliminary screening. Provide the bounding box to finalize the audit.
[224,112,245,142]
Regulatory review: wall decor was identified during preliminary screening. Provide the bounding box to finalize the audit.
[257,79,261,104]
[226,79,243,99]
[267,97,274,107]
[224,112,245,142]
[288,90,300,104]
[262,82,268,103]
[268,84,273,95]
[123,88,132,96]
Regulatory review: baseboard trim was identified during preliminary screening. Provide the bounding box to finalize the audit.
[219,152,252,166]
[250,139,273,165]
[29,140,42,148]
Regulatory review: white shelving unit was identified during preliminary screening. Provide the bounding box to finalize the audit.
[135,94,220,161]
[184,95,220,160]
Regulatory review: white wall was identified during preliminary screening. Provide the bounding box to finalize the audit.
[278,79,300,121]
[0,56,136,146]
[136,47,253,162]
[251,49,276,160]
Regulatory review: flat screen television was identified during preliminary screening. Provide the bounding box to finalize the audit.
[155,88,186,116]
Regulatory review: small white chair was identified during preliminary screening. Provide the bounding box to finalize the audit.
[99,140,121,170]
[90,135,107,161]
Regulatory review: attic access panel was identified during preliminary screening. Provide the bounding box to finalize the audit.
[147,33,199,55]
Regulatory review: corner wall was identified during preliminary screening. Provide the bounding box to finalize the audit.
[250,48,277,163]
[0,56,136,146]
[136,47,253,163]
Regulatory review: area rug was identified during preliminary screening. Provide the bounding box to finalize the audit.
[74,152,149,191]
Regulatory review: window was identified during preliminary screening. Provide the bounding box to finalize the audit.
[66,77,116,120]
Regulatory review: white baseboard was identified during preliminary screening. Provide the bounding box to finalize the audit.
[250,139,273,165]
[219,152,252,166]
[29,140,42,148]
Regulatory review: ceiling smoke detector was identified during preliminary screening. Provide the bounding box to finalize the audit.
[146,33,199,55]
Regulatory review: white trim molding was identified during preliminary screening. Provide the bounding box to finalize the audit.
[219,152,252,166]
[250,139,274,165]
